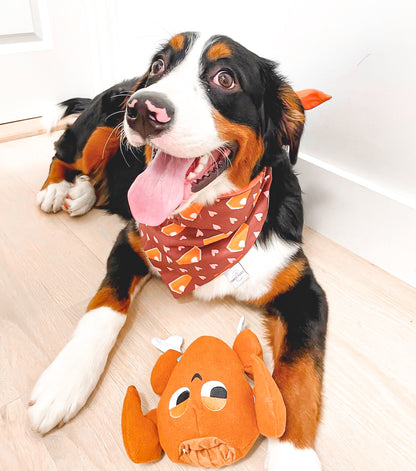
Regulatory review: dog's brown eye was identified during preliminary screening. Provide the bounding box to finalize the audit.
[214,71,235,89]
[150,58,165,76]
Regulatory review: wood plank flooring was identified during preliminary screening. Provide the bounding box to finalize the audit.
[0,131,415,470]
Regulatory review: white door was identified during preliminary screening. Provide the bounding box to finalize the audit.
[0,0,114,124]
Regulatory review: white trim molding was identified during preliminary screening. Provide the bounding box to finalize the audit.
[299,152,416,211]
[296,153,416,288]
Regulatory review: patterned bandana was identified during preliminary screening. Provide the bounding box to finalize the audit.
[139,167,272,298]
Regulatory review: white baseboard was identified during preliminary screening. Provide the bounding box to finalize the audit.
[296,153,416,288]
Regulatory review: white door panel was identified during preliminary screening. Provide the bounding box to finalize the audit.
[0,0,34,36]
[0,0,113,123]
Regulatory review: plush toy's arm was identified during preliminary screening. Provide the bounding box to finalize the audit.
[251,356,286,438]
[121,386,162,463]
[295,89,332,110]
[233,329,286,438]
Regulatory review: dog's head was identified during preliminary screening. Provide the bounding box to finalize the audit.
[124,32,305,226]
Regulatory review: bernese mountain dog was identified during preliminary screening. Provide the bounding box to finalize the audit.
[30,32,328,470]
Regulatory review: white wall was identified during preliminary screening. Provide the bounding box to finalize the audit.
[5,0,414,285]
[99,0,415,286]
[0,0,106,123]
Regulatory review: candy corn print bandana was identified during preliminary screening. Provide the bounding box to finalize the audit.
[139,167,272,297]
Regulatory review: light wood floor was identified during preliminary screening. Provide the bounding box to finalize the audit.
[0,131,415,471]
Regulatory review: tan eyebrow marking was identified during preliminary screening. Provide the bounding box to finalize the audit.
[206,42,232,61]
[169,34,185,51]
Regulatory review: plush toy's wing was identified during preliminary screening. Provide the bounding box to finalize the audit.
[121,386,162,463]
[251,356,286,438]
[296,89,332,110]
[233,329,286,438]
[151,349,182,395]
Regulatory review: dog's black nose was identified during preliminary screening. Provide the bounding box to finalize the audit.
[126,92,174,139]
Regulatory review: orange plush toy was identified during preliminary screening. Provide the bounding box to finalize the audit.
[122,324,286,468]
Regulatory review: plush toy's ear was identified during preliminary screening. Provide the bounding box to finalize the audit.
[151,350,182,395]
[233,329,286,438]
[277,82,305,165]
[296,89,332,110]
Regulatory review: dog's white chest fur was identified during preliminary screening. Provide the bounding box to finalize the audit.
[193,234,299,302]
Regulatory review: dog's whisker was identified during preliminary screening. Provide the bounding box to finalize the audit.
[101,123,123,164]
[111,92,132,98]
[208,152,221,178]
[119,139,131,168]
[219,146,233,170]
[120,128,142,162]
[105,110,125,122]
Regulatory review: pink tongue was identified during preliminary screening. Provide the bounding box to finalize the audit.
[127,151,194,226]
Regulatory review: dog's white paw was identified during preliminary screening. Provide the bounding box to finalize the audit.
[28,341,98,433]
[265,439,322,471]
[63,175,96,217]
[37,180,71,213]
[29,307,126,434]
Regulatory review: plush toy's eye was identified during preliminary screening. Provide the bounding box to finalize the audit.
[201,381,227,411]
[169,387,190,418]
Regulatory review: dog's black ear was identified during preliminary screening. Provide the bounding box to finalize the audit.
[260,61,305,166]
[276,82,305,165]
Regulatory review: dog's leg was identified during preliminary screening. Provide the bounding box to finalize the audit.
[29,223,149,433]
[263,269,328,471]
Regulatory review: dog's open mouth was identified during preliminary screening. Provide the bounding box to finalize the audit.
[127,145,236,226]
[186,146,234,193]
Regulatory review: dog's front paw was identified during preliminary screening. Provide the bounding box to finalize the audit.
[63,175,96,217]
[29,308,126,434]
[37,180,71,213]
[265,439,322,471]
[28,340,99,434]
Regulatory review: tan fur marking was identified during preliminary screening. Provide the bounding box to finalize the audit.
[279,83,305,121]
[87,277,141,313]
[264,316,287,366]
[78,127,120,175]
[127,229,144,256]
[169,34,185,51]
[213,111,264,188]
[41,159,77,189]
[265,316,322,448]
[274,355,322,448]
[206,43,232,61]
[253,259,306,306]
[277,83,305,162]
[144,144,153,165]
[81,126,120,206]
[87,287,129,313]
